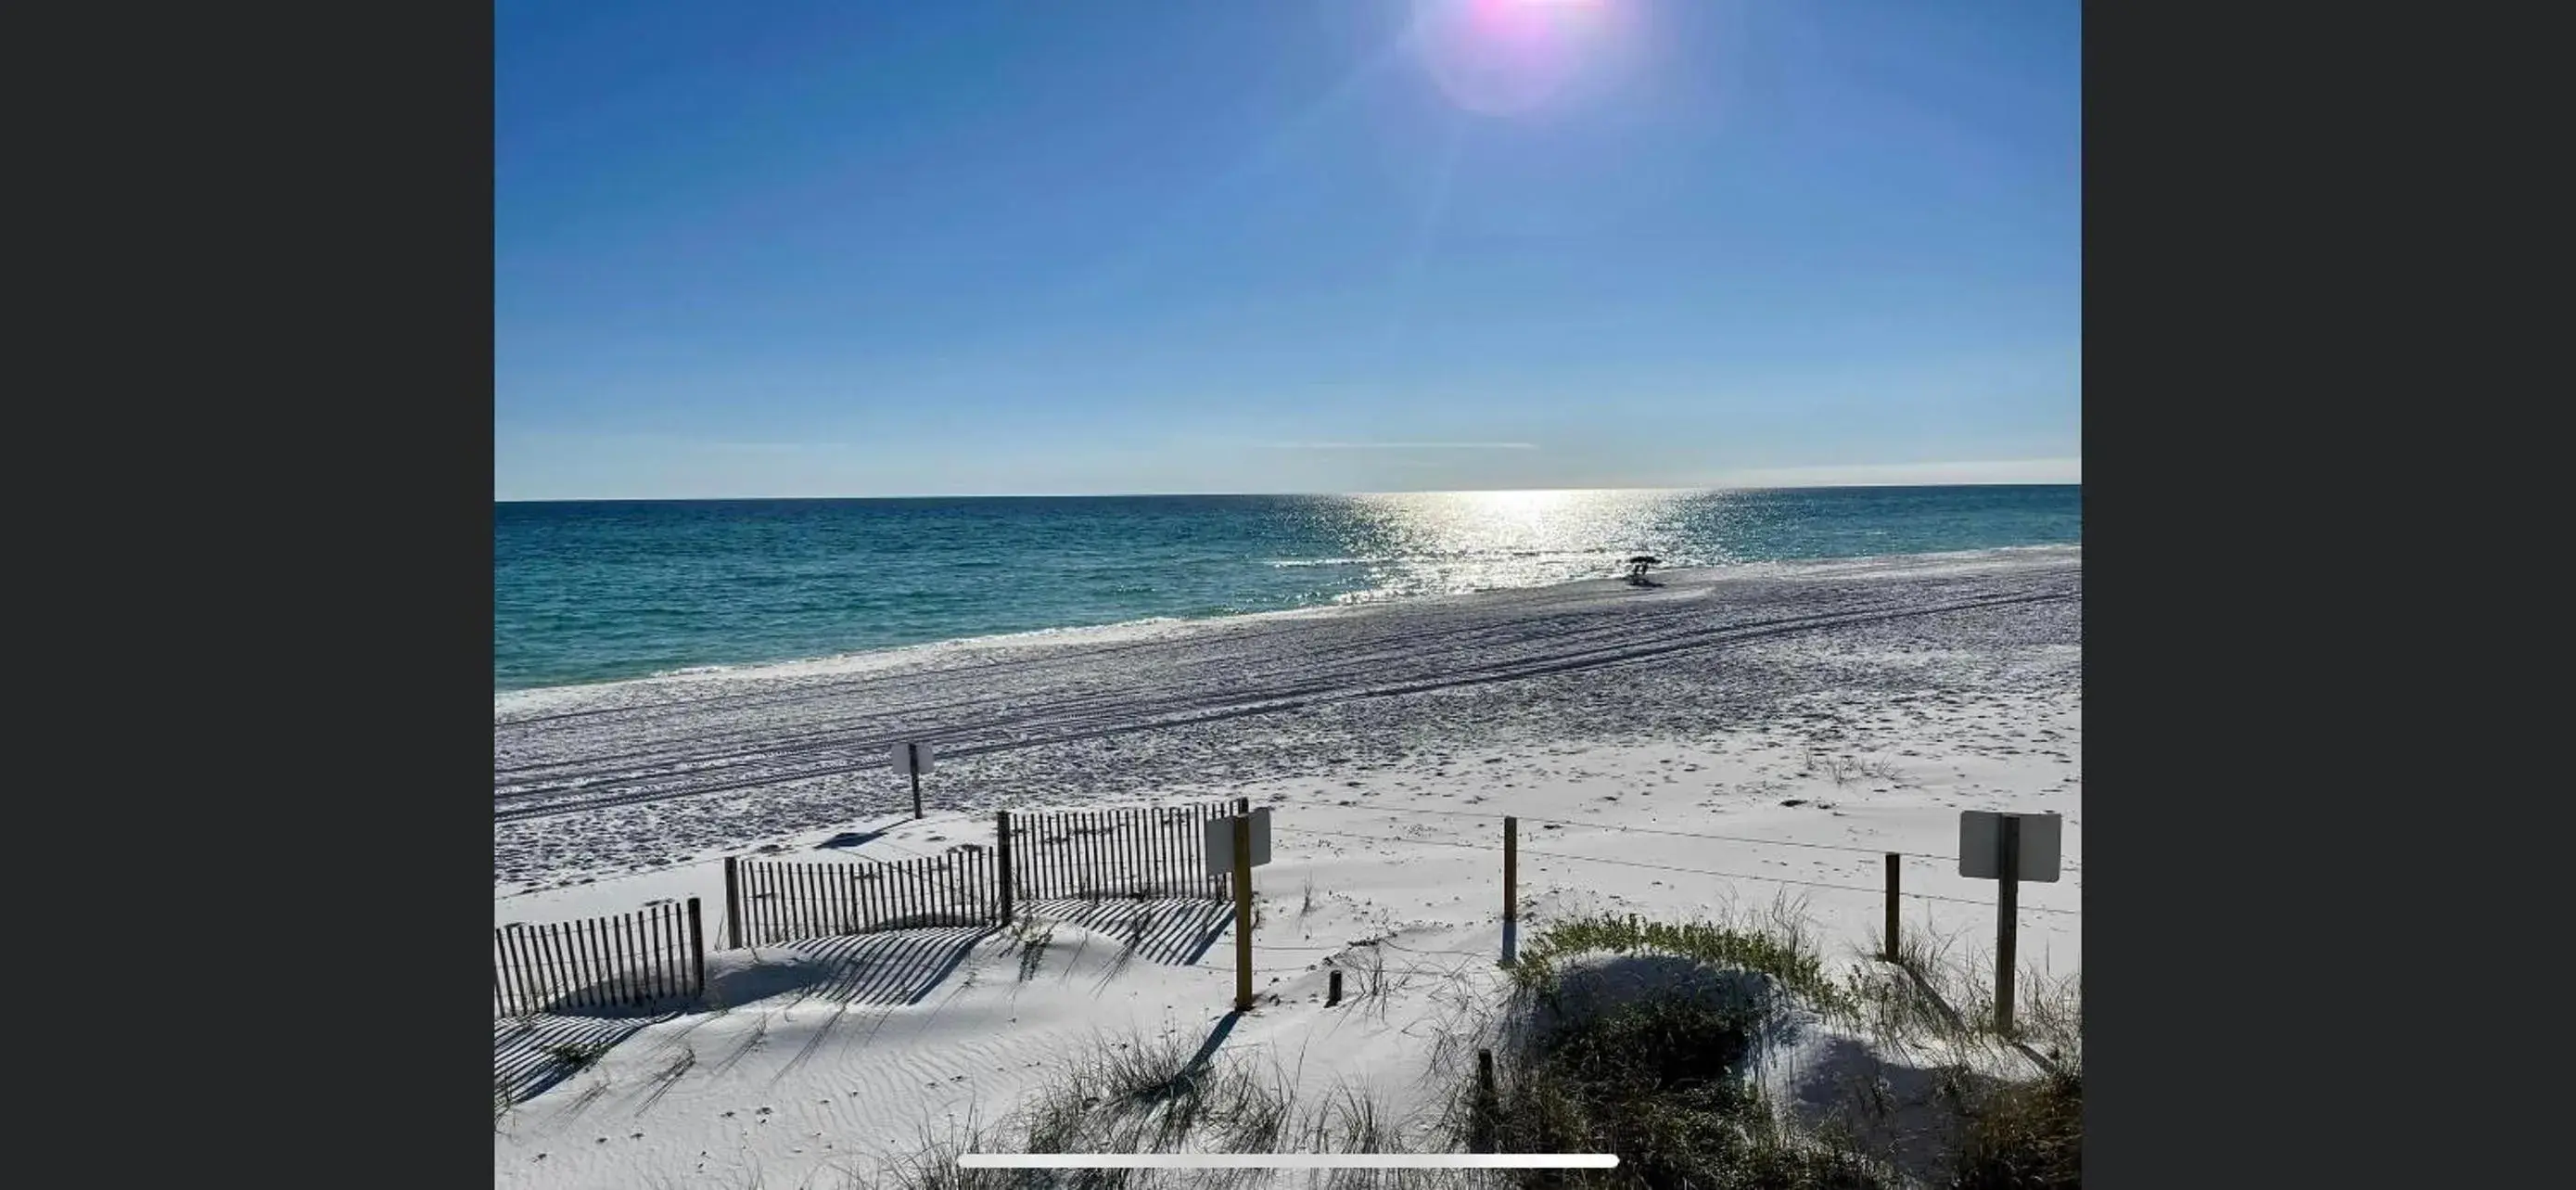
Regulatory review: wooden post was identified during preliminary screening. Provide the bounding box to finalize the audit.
[723,856,743,950]
[1884,853,1902,963]
[1502,816,1519,967]
[1232,812,1255,1014]
[996,810,1015,926]
[687,896,706,998]
[1327,968,1343,1006]
[1996,816,2021,1035]
[910,744,925,819]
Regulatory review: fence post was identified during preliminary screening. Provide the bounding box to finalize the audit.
[1232,812,1255,1014]
[1996,817,2021,1035]
[996,811,1015,926]
[687,896,706,998]
[1884,853,1901,963]
[1235,796,1249,815]
[1327,968,1343,1007]
[1502,816,1519,967]
[724,856,743,950]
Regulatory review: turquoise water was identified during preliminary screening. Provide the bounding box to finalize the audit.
[495,486,2080,691]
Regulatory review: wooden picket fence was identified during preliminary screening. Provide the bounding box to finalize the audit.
[1005,803,1236,902]
[728,848,1004,948]
[494,898,704,1018]
[721,800,1237,948]
[493,801,1240,1014]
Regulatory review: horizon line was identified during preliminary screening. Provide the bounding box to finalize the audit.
[493,479,2083,505]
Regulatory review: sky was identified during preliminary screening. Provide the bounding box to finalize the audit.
[497,0,2079,500]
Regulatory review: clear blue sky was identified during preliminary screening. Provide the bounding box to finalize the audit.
[497,0,2079,500]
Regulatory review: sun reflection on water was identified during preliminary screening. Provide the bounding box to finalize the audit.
[1308,489,1729,603]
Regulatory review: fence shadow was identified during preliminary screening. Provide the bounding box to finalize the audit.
[1022,898,1232,966]
[493,1012,675,1106]
[786,925,1001,1006]
[531,984,703,1020]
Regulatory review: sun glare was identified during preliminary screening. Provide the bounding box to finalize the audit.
[1414,0,1626,116]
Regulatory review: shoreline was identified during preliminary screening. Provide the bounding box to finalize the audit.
[496,542,2081,716]
[497,544,2077,882]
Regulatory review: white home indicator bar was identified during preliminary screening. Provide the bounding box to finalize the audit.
[959,1155,1617,1169]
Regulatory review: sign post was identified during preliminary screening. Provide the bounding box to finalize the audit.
[1958,811,2061,1035]
[1883,853,1901,963]
[1205,807,1273,1014]
[1232,814,1254,1013]
[891,742,934,819]
[1502,816,1519,967]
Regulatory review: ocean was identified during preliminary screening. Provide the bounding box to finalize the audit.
[494,485,2080,691]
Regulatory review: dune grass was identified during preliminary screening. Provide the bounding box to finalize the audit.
[1510,907,1858,1021]
[828,1027,1454,1190]
[1465,909,2078,1190]
[1473,930,1891,1189]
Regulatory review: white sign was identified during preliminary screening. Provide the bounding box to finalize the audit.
[1205,808,1272,875]
[890,742,934,776]
[1958,811,2061,882]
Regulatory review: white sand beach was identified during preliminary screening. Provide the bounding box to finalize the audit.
[493,546,2081,1188]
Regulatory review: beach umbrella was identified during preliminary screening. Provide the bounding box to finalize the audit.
[1626,555,1660,566]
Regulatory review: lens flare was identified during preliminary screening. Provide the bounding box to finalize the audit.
[1411,0,1624,116]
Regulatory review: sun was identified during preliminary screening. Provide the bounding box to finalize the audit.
[1411,0,1627,116]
